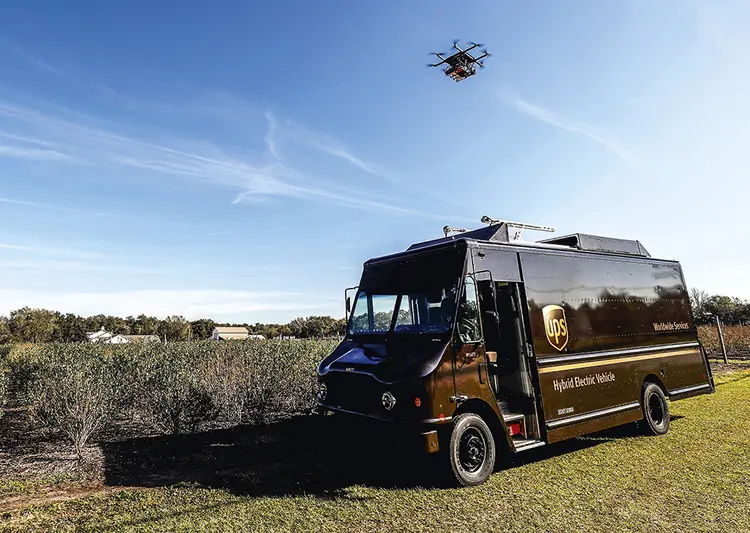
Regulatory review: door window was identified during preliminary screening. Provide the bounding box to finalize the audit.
[457,275,482,343]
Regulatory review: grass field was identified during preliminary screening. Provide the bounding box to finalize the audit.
[1,364,749,533]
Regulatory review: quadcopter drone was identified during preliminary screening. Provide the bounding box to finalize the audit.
[428,40,491,82]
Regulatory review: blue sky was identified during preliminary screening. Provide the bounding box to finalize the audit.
[1,1,749,322]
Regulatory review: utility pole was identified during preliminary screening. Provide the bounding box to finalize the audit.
[716,315,728,364]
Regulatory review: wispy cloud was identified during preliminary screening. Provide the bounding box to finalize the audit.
[11,45,64,76]
[0,241,104,259]
[0,145,70,161]
[0,288,338,319]
[0,259,166,275]
[264,110,279,158]
[0,196,109,217]
[0,99,449,218]
[502,95,635,165]
[0,131,57,147]
[284,119,380,175]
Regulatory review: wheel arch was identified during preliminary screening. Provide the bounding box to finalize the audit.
[642,374,668,398]
[453,398,510,453]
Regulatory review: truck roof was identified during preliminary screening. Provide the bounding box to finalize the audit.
[366,224,674,266]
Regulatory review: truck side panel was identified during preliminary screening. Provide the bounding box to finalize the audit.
[519,251,712,439]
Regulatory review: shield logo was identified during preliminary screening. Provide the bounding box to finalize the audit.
[542,305,569,352]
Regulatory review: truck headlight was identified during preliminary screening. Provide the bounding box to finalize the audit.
[316,382,328,402]
[381,391,396,411]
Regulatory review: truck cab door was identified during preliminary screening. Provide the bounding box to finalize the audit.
[452,275,492,404]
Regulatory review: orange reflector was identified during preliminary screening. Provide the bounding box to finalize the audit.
[414,397,422,407]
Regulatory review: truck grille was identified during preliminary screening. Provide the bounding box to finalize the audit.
[324,372,385,415]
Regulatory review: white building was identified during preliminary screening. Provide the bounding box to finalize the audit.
[86,328,159,344]
[86,327,114,343]
[210,326,249,341]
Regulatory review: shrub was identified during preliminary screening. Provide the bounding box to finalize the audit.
[28,344,122,459]
[202,339,338,426]
[698,324,750,357]
[0,365,8,422]
[136,342,219,434]
[9,338,341,440]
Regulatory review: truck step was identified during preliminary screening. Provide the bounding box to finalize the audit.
[512,438,545,452]
[503,412,525,423]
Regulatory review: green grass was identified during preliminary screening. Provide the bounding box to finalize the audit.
[2,369,749,533]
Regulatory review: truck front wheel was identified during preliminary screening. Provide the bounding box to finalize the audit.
[448,413,496,486]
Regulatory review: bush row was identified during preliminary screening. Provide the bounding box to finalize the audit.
[697,324,750,357]
[0,365,7,422]
[0,339,337,457]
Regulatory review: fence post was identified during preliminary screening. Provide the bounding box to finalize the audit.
[716,315,728,364]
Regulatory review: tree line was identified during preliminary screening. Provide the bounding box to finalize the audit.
[690,289,750,326]
[0,288,745,344]
[0,307,347,344]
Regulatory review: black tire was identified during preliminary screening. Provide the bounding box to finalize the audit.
[447,413,496,487]
[642,382,670,436]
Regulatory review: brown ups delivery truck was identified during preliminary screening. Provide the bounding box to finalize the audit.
[316,220,714,486]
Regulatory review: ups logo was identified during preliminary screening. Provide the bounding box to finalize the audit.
[542,305,569,351]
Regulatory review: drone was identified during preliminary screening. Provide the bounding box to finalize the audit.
[428,40,491,82]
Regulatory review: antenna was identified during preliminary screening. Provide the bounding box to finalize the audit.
[480,216,555,241]
[443,225,468,237]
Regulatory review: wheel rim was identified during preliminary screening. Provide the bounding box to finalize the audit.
[458,427,487,474]
[648,393,665,427]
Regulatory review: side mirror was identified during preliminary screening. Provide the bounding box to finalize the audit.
[344,286,358,317]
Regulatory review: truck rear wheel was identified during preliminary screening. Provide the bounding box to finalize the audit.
[642,382,670,436]
[448,413,496,486]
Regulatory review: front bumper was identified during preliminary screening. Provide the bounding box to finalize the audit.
[318,403,443,454]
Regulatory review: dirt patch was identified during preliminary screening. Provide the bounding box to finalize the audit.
[0,484,130,513]
[708,361,750,376]
[0,406,104,482]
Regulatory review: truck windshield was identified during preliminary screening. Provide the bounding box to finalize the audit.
[348,290,457,334]
[347,247,464,335]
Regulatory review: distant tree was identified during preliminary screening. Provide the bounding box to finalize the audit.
[190,318,216,341]
[0,316,11,344]
[287,316,343,338]
[705,295,737,323]
[158,316,191,342]
[690,288,710,324]
[9,307,59,343]
[261,324,280,340]
[56,313,87,343]
[84,314,108,333]
[733,299,750,325]
[104,316,130,335]
[279,324,293,339]
[129,314,160,335]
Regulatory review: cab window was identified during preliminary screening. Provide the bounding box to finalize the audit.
[457,275,481,343]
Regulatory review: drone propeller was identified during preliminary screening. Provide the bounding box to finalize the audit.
[468,41,484,48]
[452,39,460,45]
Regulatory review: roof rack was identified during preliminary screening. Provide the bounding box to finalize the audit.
[408,217,651,257]
[480,216,555,241]
[409,217,555,251]
[538,233,651,257]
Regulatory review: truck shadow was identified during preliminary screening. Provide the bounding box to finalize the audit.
[101,416,437,498]
[100,415,680,497]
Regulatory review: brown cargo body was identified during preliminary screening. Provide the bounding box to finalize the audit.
[317,224,714,485]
